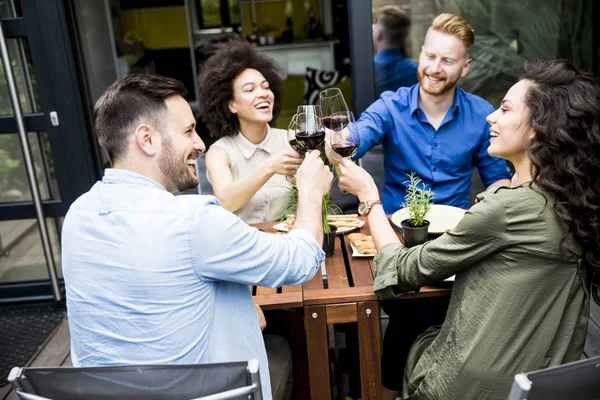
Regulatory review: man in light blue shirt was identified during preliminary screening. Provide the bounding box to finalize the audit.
[356,13,511,215]
[62,74,333,400]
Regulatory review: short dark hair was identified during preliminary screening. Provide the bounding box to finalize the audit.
[374,5,412,56]
[521,59,600,303]
[93,74,187,164]
[197,37,284,139]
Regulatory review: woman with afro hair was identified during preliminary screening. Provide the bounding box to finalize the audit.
[199,38,303,224]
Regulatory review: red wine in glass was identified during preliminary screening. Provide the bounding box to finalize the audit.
[288,139,307,154]
[295,130,325,150]
[322,114,350,130]
[332,142,358,158]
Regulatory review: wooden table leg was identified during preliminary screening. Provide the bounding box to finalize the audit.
[358,301,382,400]
[304,304,330,400]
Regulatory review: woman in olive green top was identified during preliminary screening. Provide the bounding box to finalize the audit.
[337,59,600,400]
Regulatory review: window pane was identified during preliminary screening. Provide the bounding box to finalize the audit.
[395,0,576,107]
[0,39,42,116]
[0,217,62,284]
[201,0,221,26]
[0,132,60,203]
[0,0,22,18]
[229,0,240,25]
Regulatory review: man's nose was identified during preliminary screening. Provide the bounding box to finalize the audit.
[194,132,206,153]
[430,59,442,72]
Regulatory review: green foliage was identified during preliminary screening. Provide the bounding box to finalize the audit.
[402,172,433,227]
[321,186,341,234]
[280,173,340,234]
[454,0,561,107]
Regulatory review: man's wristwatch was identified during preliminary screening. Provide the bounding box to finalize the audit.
[358,200,382,216]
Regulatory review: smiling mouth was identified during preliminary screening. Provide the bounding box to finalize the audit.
[255,102,271,111]
[426,75,444,83]
[186,159,197,175]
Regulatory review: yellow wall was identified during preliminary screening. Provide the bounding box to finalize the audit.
[121,7,190,49]
[242,0,321,39]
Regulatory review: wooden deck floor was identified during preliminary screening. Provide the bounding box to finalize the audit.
[2,302,599,399]
[1,315,71,400]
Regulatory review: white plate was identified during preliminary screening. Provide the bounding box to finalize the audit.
[350,240,376,258]
[273,221,364,235]
[391,204,466,234]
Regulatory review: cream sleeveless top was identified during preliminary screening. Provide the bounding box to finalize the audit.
[209,127,294,224]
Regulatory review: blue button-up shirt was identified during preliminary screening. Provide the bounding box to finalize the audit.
[62,169,325,400]
[354,84,510,214]
[374,49,418,96]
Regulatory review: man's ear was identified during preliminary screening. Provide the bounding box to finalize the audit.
[461,58,472,78]
[134,124,158,156]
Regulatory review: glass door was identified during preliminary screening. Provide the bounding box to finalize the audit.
[0,0,99,303]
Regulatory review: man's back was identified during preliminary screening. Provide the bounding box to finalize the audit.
[62,169,324,400]
[374,48,418,96]
[63,171,215,367]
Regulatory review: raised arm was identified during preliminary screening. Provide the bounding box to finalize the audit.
[292,150,334,246]
[373,193,510,297]
[338,158,399,249]
[206,145,302,212]
[194,150,332,288]
[353,98,391,160]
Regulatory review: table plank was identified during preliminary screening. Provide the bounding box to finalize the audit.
[255,286,278,295]
[325,303,357,324]
[281,285,301,293]
[342,232,375,288]
[304,305,330,400]
[357,301,382,400]
[304,286,378,305]
[253,292,303,310]
[323,237,349,289]
[303,264,324,290]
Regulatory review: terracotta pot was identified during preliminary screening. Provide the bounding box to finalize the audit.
[322,225,338,256]
[400,219,430,248]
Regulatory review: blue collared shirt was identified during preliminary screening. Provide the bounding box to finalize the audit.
[374,49,418,96]
[62,169,325,400]
[354,84,511,214]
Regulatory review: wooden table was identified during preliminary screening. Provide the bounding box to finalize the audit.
[253,218,452,400]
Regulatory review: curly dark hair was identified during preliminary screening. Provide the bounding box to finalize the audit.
[197,37,284,139]
[521,59,600,304]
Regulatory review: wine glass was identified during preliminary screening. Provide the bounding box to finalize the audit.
[294,111,325,153]
[297,104,323,122]
[319,88,350,127]
[286,114,304,183]
[330,111,360,160]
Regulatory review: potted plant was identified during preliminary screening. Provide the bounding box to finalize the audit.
[400,172,433,248]
[282,182,340,256]
[320,188,340,256]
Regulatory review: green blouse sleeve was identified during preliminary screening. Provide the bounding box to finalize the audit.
[373,192,512,298]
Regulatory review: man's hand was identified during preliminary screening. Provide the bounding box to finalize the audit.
[295,150,333,198]
[338,158,379,201]
[267,150,304,176]
[255,303,266,331]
